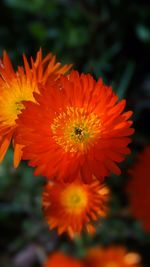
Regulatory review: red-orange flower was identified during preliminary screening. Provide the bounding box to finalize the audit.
[0,50,71,167]
[17,71,134,182]
[42,176,109,238]
[84,246,142,267]
[127,146,150,232]
[43,252,83,267]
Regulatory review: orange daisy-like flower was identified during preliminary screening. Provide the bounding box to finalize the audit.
[127,146,150,232]
[42,177,109,238]
[44,252,83,267]
[84,246,142,267]
[0,50,71,167]
[17,71,134,182]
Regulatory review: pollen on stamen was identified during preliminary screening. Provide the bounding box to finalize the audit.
[51,106,101,153]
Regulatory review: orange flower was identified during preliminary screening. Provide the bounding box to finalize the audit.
[42,176,109,238]
[0,50,71,167]
[127,147,150,232]
[17,71,134,182]
[84,246,142,267]
[44,252,83,267]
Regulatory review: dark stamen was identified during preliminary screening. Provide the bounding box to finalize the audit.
[74,127,82,135]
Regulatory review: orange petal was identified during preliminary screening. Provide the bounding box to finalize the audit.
[86,224,95,235]
[13,143,24,168]
[0,134,12,162]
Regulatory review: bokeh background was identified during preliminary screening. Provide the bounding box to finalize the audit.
[0,0,150,266]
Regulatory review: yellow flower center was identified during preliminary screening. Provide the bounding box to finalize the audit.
[0,78,35,126]
[124,253,141,265]
[51,107,101,152]
[61,184,88,214]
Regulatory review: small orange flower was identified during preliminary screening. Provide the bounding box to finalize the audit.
[0,50,71,167]
[127,147,150,232]
[44,252,83,267]
[42,176,109,238]
[84,246,142,267]
[17,71,134,182]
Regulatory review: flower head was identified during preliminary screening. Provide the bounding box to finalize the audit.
[84,246,142,267]
[44,252,83,267]
[0,50,71,167]
[17,71,134,182]
[127,147,150,232]
[42,177,109,238]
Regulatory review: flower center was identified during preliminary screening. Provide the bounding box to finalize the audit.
[1,96,25,126]
[124,253,141,265]
[15,101,24,111]
[61,185,88,214]
[0,78,35,126]
[51,107,101,153]
[74,127,82,136]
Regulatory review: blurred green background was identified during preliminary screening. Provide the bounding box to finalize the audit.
[0,0,150,267]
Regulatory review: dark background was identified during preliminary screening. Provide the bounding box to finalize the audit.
[0,1,150,267]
